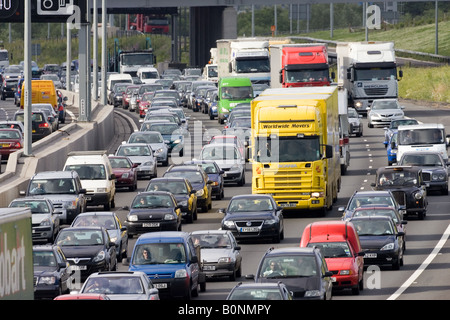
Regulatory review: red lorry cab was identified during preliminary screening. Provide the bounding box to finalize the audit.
[300,220,365,295]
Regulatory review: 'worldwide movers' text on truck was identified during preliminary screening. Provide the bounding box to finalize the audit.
[336,41,402,115]
[217,77,253,124]
[251,87,341,214]
[0,208,34,300]
[216,38,270,85]
[270,43,334,88]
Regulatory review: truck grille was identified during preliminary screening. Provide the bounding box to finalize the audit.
[364,87,388,96]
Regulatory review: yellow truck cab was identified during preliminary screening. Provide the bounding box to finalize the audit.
[251,86,341,214]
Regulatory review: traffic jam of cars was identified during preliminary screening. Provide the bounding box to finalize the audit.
[1,60,449,302]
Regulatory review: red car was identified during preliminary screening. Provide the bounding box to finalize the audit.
[0,128,23,160]
[122,85,140,110]
[108,156,138,191]
[138,92,154,118]
[54,293,109,300]
[300,220,365,295]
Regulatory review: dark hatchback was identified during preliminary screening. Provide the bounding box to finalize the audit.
[184,159,225,200]
[14,110,52,142]
[124,191,182,238]
[350,216,405,270]
[163,164,212,212]
[250,247,333,300]
[145,177,198,223]
[33,245,71,299]
[220,194,284,243]
[55,226,118,281]
[372,166,428,220]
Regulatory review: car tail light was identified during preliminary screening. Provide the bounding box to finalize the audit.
[12,142,22,148]
[38,123,49,128]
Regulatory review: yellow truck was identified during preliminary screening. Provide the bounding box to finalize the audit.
[251,86,341,214]
[20,80,58,111]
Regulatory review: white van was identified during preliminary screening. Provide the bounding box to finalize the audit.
[63,150,116,210]
[397,123,449,163]
[137,67,160,84]
[107,73,133,103]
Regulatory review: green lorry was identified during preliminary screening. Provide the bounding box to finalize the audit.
[217,77,253,124]
[0,208,34,300]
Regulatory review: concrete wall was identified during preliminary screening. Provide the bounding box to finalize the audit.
[0,92,114,207]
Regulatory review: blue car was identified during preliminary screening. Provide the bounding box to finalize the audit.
[387,131,398,165]
[126,231,204,299]
[183,160,225,200]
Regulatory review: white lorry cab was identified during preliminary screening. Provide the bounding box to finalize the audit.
[137,67,160,84]
[396,123,449,163]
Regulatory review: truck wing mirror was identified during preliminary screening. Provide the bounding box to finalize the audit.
[324,145,333,159]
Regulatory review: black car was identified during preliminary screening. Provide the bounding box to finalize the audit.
[145,177,198,223]
[108,82,131,107]
[14,110,52,142]
[349,216,405,270]
[338,190,405,220]
[184,160,225,200]
[227,282,293,300]
[397,152,449,195]
[55,226,118,281]
[71,211,129,260]
[33,245,71,299]
[163,164,212,212]
[372,166,428,220]
[124,191,182,237]
[220,194,284,243]
[250,247,333,300]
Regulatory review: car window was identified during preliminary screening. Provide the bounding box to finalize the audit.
[228,288,283,300]
[33,250,57,267]
[109,158,132,169]
[191,233,231,249]
[306,242,352,258]
[228,198,273,212]
[348,196,395,210]
[131,194,174,208]
[132,243,186,265]
[9,199,49,214]
[72,215,118,230]
[164,170,204,184]
[146,181,187,194]
[29,178,76,195]
[352,219,395,236]
[65,164,107,180]
[56,229,104,246]
[259,255,318,278]
[83,276,144,295]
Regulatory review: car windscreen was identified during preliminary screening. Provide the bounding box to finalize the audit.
[164,170,204,184]
[307,242,352,258]
[132,243,186,265]
[65,164,107,180]
[259,255,318,278]
[56,229,104,246]
[28,178,76,195]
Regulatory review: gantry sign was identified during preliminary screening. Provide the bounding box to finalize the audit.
[0,0,87,23]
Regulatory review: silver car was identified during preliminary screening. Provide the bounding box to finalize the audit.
[127,131,169,166]
[191,230,242,281]
[115,143,157,179]
[367,99,404,128]
[348,107,363,137]
[78,271,159,300]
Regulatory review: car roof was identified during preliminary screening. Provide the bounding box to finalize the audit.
[148,177,187,182]
[376,166,421,173]
[266,247,317,256]
[33,171,78,178]
[136,231,190,244]
[88,271,146,278]
[75,211,116,217]
[350,215,393,222]
[167,164,202,172]
[191,229,229,236]
[352,190,392,196]
[398,123,444,130]
[137,190,173,196]
[230,194,273,200]
[60,226,104,232]
[33,244,57,251]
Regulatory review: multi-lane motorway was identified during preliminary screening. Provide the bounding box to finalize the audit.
[1,96,450,300]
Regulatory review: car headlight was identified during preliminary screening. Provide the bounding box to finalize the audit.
[304,290,321,297]
[223,220,235,228]
[128,215,138,222]
[121,173,129,178]
[97,188,107,193]
[173,139,181,144]
[164,214,176,220]
[381,242,395,251]
[40,218,51,226]
[155,148,164,154]
[93,250,106,262]
[178,200,188,206]
[264,219,277,225]
[339,270,352,275]
[414,192,423,200]
[355,101,362,108]
[39,276,56,285]
[175,269,187,278]
[432,173,446,181]
[110,236,118,243]
[218,257,232,263]
[229,164,241,172]
[65,200,77,209]
[196,189,204,197]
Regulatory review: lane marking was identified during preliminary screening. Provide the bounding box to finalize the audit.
[387,223,450,300]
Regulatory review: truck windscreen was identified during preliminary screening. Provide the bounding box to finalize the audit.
[255,136,321,163]
[354,67,396,81]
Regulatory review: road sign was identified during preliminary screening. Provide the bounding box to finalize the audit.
[0,0,86,23]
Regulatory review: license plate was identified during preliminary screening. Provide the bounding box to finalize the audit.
[203,265,216,271]
[71,265,87,270]
[280,203,297,207]
[240,227,259,232]
[364,253,377,258]
[154,283,167,289]
[1,144,9,147]
[143,222,160,228]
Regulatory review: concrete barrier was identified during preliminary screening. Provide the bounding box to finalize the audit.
[0,91,115,207]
